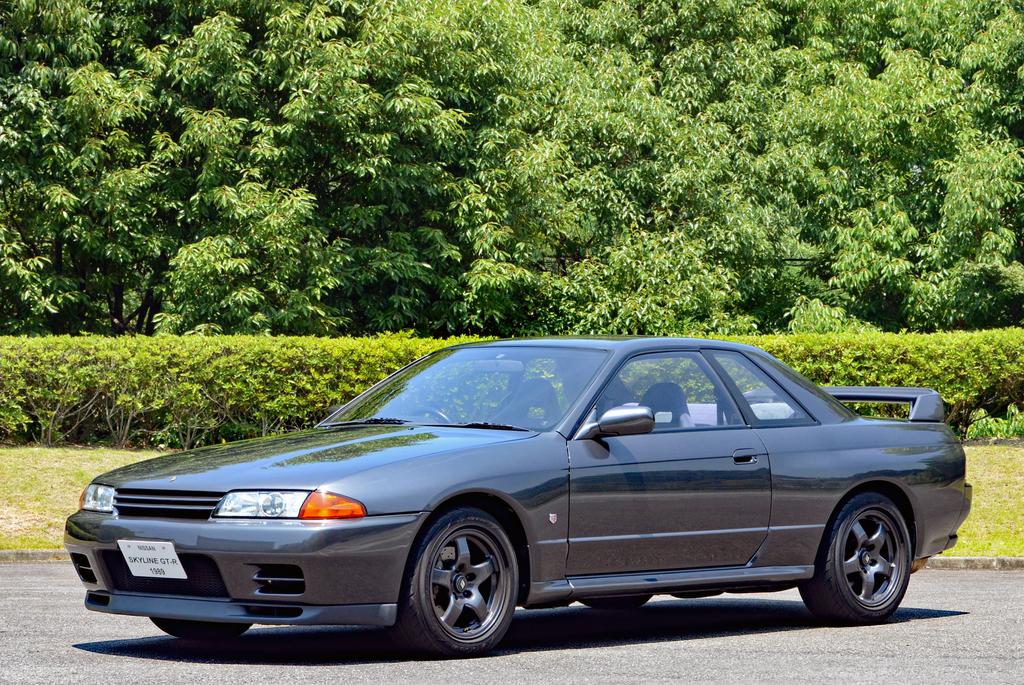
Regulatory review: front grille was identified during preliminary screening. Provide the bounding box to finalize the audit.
[114,488,224,519]
[102,550,229,598]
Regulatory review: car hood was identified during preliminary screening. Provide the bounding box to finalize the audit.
[98,425,537,492]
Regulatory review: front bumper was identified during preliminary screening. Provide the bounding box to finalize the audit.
[82,591,397,626]
[65,509,428,626]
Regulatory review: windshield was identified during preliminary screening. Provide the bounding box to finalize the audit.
[326,346,609,431]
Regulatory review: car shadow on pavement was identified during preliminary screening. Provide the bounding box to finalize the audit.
[73,597,967,664]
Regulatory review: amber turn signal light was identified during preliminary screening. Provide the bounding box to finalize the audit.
[299,491,366,519]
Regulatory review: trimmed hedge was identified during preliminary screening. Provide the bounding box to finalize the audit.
[0,334,481,448]
[741,329,1024,432]
[1,329,1022,447]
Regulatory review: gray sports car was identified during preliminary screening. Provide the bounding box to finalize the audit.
[66,337,972,656]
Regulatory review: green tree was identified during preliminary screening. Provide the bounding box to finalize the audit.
[3,0,1024,337]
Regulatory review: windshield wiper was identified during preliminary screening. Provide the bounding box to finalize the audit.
[443,421,531,432]
[322,417,411,427]
[323,418,531,431]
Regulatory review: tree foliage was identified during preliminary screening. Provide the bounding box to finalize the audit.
[2,0,1024,336]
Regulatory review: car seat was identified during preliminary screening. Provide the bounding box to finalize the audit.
[492,378,559,426]
[640,382,694,428]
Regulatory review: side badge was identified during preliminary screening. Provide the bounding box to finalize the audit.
[548,513,558,524]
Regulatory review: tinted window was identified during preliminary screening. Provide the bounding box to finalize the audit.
[754,353,856,419]
[594,352,743,431]
[708,351,810,423]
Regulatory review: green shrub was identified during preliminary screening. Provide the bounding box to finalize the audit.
[2,329,1024,446]
[0,334,481,447]
[966,405,1024,440]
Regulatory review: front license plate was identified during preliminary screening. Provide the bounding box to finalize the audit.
[117,540,188,579]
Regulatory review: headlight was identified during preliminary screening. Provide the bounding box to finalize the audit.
[80,484,115,513]
[213,490,367,519]
[214,491,309,518]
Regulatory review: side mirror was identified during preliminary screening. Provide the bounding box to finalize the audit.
[577,405,655,440]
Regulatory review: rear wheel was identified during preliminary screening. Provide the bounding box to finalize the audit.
[580,594,652,610]
[392,507,518,657]
[150,617,251,640]
[800,492,912,624]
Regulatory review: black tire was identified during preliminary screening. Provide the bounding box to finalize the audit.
[150,617,251,640]
[579,594,652,610]
[392,507,519,657]
[799,492,912,624]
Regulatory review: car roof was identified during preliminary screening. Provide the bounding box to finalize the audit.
[455,336,765,354]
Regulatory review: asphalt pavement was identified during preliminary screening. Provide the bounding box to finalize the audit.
[1,563,1021,683]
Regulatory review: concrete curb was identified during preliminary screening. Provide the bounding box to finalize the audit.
[924,556,1024,570]
[1,549,1022,569]
[0,549,69,563]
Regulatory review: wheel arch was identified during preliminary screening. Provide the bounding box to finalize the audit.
[823,480,918,557]
[410,490,533,605]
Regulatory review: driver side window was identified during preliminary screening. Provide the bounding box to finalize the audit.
[595,352,743,431]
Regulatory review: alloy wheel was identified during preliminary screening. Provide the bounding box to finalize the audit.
[838,509,906,608]
[429,529,511,642]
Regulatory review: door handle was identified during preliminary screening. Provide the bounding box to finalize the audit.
[732,448,759,465]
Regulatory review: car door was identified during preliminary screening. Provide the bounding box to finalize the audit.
[566,350,772,576]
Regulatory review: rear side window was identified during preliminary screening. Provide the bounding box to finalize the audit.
[754,353,856,419]
[708,351,812,425]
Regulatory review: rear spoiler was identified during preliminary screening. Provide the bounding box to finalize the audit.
[823,386,944,423]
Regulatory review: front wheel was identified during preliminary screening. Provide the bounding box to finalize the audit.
[392,507,518,657]
[800,492,912,624]
[150,617,251,640]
